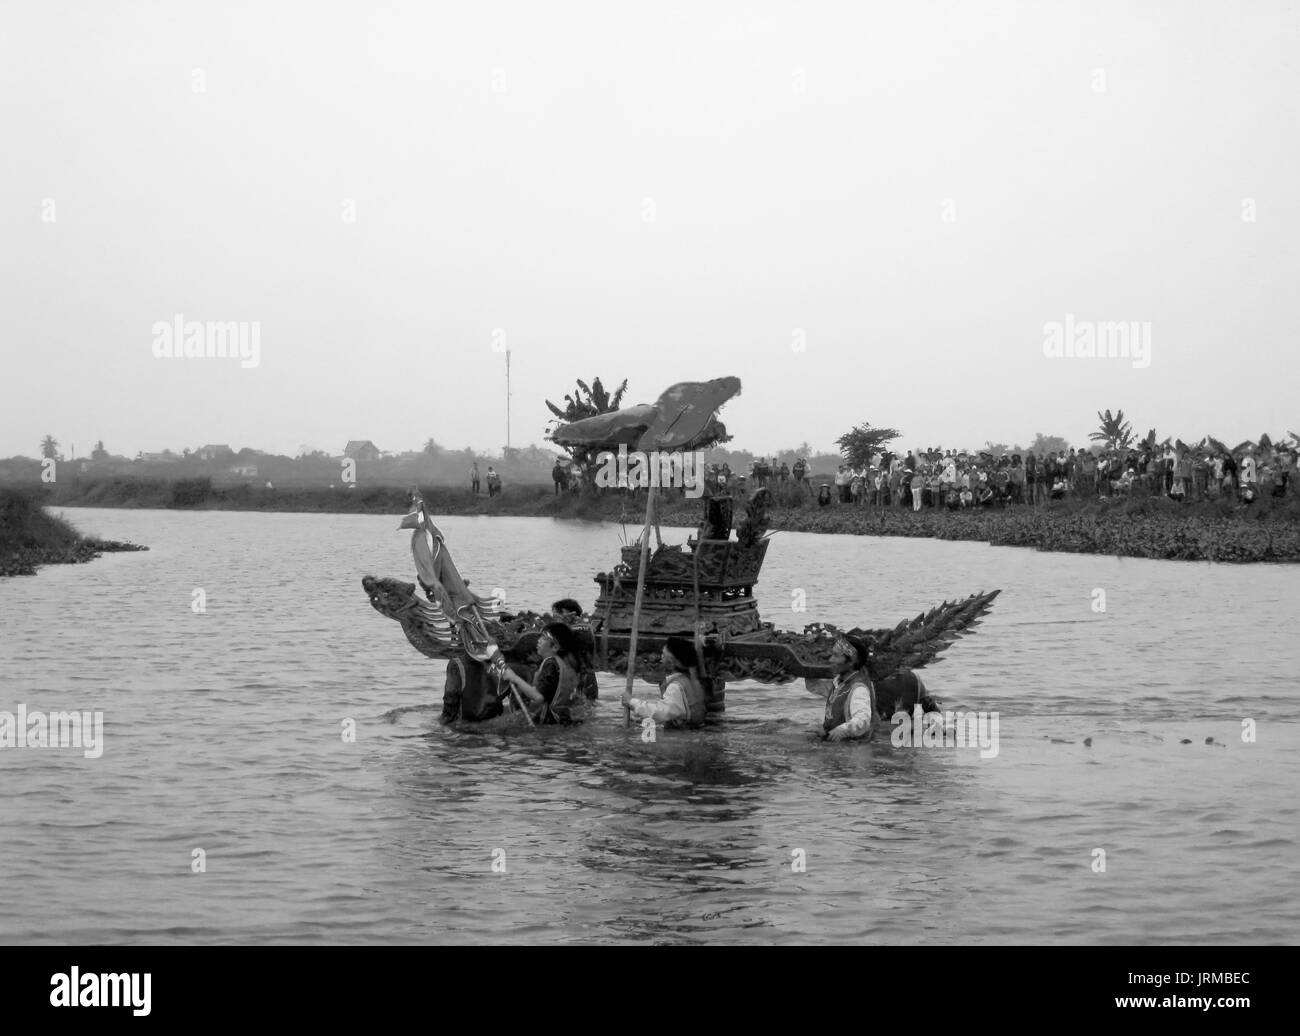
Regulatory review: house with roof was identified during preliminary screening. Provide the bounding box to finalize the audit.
[343,440,382,462]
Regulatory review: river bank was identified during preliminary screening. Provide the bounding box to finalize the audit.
[17,478,1300,562]
[0,488,147,576]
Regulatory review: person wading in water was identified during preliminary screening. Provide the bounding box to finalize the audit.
[621,636,708,729]
[823,635,878,742]
[551,598,599,700]
[501,623,587,724]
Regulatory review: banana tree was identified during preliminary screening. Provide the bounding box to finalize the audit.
[1089,409,1134,451]
[546,377,630,470]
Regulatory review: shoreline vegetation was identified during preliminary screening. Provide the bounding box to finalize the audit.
[0,488,148,577]
[12,477,1300,563]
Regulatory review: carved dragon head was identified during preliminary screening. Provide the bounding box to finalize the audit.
[362,575,422,621]
[362,574,549,664]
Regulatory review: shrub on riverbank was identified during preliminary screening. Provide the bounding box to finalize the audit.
[0,486,147,577]
[0,486,80,552]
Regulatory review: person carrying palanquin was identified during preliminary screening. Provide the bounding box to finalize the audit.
[502,622,588,724]
[551,599,599,700]
[823,635,878,742]
[621,637,708,730]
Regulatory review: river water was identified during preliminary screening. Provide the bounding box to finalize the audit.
[1,509,1296,944]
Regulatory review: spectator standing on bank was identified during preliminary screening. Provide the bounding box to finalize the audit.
[1176,450,1193,500]
[1222,452,1238,494]
[835,465,851,503]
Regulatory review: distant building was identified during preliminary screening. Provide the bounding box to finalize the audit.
[196,444,234,462]
[229,464,258,478]
[137,452,179,463]
[343,440,382,462]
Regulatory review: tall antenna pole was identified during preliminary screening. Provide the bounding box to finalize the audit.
[505,349,512,450]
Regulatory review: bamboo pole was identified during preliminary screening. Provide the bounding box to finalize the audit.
[503,671,536,727]
[624,487,655,726]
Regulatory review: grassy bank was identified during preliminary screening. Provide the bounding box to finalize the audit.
[0,487,148,577]
[24,477,1300,562]
[769,496,1300,562]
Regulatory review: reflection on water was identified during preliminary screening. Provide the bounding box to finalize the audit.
[0,509,1297,944]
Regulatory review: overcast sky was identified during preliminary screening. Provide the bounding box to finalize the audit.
[2,1,1297,460]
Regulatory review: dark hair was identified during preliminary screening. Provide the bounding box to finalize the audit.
[551,598,583,616]
[664,636,700,670]
[542,622,583,665]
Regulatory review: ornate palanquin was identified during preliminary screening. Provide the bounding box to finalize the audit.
[362,377,1002,722]
[593,536,770,637]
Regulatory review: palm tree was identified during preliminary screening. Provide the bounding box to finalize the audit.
[1090,409,1133,451]
[40,435,59,459]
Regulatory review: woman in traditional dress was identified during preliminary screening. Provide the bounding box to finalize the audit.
[621,637,708,730]
[502,622,587,724]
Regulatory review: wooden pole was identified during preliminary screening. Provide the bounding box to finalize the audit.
[624,487,655,726]
[502,671,536,727]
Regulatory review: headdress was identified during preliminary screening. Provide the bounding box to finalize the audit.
[830,634,869,669]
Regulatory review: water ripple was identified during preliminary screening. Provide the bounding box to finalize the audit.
[0,510,1296,944]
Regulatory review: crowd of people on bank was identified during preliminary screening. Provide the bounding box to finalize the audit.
[798,443,1296,509]
[492,439,1297,509]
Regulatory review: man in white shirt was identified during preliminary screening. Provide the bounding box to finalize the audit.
[834,465,851,503]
